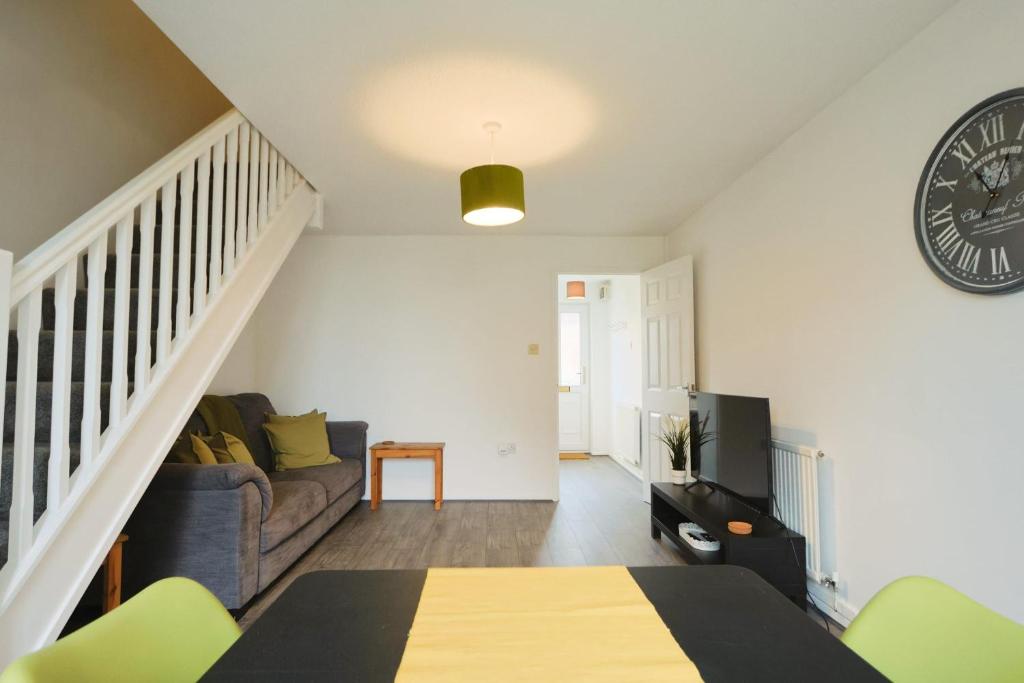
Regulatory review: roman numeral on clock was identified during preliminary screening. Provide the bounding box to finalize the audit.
[929,202,954,228]
[991,246,1011,275]
[934,176,957,192]
[979,114,1006,148]
[956,242,980,273]
[951,139,977,169]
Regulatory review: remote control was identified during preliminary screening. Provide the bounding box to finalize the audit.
[677,522,721,552]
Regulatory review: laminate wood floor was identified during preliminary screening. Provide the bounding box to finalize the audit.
[238,456,681,628]
[238,456,840,635]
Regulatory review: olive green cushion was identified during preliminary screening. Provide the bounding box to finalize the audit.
[188,434,219,465]
[166,434,200,464]
[191,432,256,466]
[262,411,340,471]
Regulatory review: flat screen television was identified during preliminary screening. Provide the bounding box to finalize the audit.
[689,392,772,515]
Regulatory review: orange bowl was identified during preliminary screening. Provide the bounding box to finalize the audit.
[727,521,752,535]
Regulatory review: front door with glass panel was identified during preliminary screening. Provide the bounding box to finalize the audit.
[558,303,590,452]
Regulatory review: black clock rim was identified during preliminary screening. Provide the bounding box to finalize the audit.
[913,87,1024,295]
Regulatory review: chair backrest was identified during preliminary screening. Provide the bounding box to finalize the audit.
[841,576,1024,682]
[0,577,241,682]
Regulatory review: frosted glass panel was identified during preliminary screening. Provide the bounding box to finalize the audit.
[559,311,583,386]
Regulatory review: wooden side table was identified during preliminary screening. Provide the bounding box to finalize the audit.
[369,442,444,511]
[102,533,129,613]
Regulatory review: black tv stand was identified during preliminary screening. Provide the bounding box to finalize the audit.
[650,482,807,609]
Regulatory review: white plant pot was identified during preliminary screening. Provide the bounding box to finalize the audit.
[670,469,687,485]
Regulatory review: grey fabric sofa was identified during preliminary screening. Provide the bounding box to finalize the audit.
[123,393,367,609]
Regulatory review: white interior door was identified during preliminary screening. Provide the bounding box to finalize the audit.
[558,303,590,452]
[640,256,695,502]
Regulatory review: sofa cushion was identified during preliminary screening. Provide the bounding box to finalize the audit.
[225,393,278,474]
[261,480,327,553]
[268,460,363,504]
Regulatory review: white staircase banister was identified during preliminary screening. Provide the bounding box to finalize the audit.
[0,106,317,665]
[10,110,246,305]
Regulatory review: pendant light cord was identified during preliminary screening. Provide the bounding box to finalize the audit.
[489,128,496,165]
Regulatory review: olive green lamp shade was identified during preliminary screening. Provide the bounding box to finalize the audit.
[460,164,525,226]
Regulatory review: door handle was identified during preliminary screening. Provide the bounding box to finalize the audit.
[558,385,571,393]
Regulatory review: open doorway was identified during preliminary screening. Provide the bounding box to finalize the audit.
[556,274,643,479]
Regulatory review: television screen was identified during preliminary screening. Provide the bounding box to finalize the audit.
[689,392,772,514]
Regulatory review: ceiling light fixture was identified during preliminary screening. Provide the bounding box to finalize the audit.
[566,281,586,300]
[460,122,525,226]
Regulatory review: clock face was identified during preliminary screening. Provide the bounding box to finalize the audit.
[915,89,1024,294]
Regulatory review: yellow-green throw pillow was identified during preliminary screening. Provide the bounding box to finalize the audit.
[191,432,256,465]
[262,411,340,471]
[189,434,219,465]
[167,434,200,464]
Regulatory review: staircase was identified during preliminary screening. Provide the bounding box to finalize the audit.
[0,109,319,664]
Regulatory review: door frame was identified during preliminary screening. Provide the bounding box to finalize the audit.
[550,270,643,500]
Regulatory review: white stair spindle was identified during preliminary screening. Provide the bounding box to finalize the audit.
[268,147,279,219]
[193,149,210,316]
[10,289,42,563]
[80,235,107,468]
[235,123,251,262]
[210,138,226,285]
[47,260,76,511]
[285,163,295,195]
[109,213,134,427]
[134,195,156,393]
[155,179,176,365]
[175,161,195,337]
[276,153,286,207]
[223,128,238,280]
[247,131,260,246]
[258,137,270,233]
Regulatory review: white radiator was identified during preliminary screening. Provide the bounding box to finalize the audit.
[771,440,825,583]
[614,404,641,466]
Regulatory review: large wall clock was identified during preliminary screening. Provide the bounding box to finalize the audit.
[915,88,1024,294]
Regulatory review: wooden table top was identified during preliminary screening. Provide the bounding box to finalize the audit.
[370,441,445,451]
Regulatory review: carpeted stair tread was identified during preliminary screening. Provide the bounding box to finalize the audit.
[0,443,83,567]
[40,288,176,332]
[4,380,134,443]
[7,330,158,382]
[85,252,204,290]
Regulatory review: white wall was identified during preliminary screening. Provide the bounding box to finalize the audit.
[607,276,643,472]
[0,0,229,260]
[243,235,663,500]
[667,0,1024,621]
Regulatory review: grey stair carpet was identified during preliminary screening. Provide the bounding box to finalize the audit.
[7,330,158,382]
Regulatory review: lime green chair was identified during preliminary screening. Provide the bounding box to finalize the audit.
[0,577,240,682]
[842,576,1024,682]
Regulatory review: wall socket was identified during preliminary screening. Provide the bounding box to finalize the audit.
[498,443,517,456]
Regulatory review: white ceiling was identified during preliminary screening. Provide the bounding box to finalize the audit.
[136,0,956,237]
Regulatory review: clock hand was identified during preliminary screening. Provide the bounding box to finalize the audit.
[982,154,1011,218]
[975,170,993,192]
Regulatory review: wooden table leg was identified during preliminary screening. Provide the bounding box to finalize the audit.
[102,534,128,613]
[370,454,380,511]
[434,449,443,510]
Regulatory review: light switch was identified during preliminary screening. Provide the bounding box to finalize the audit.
[527,343,540,355]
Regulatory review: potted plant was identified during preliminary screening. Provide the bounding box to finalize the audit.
[658,417,692,485]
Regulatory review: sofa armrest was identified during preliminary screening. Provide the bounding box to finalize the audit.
[151,463,273,521]
[326,420,368,460]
